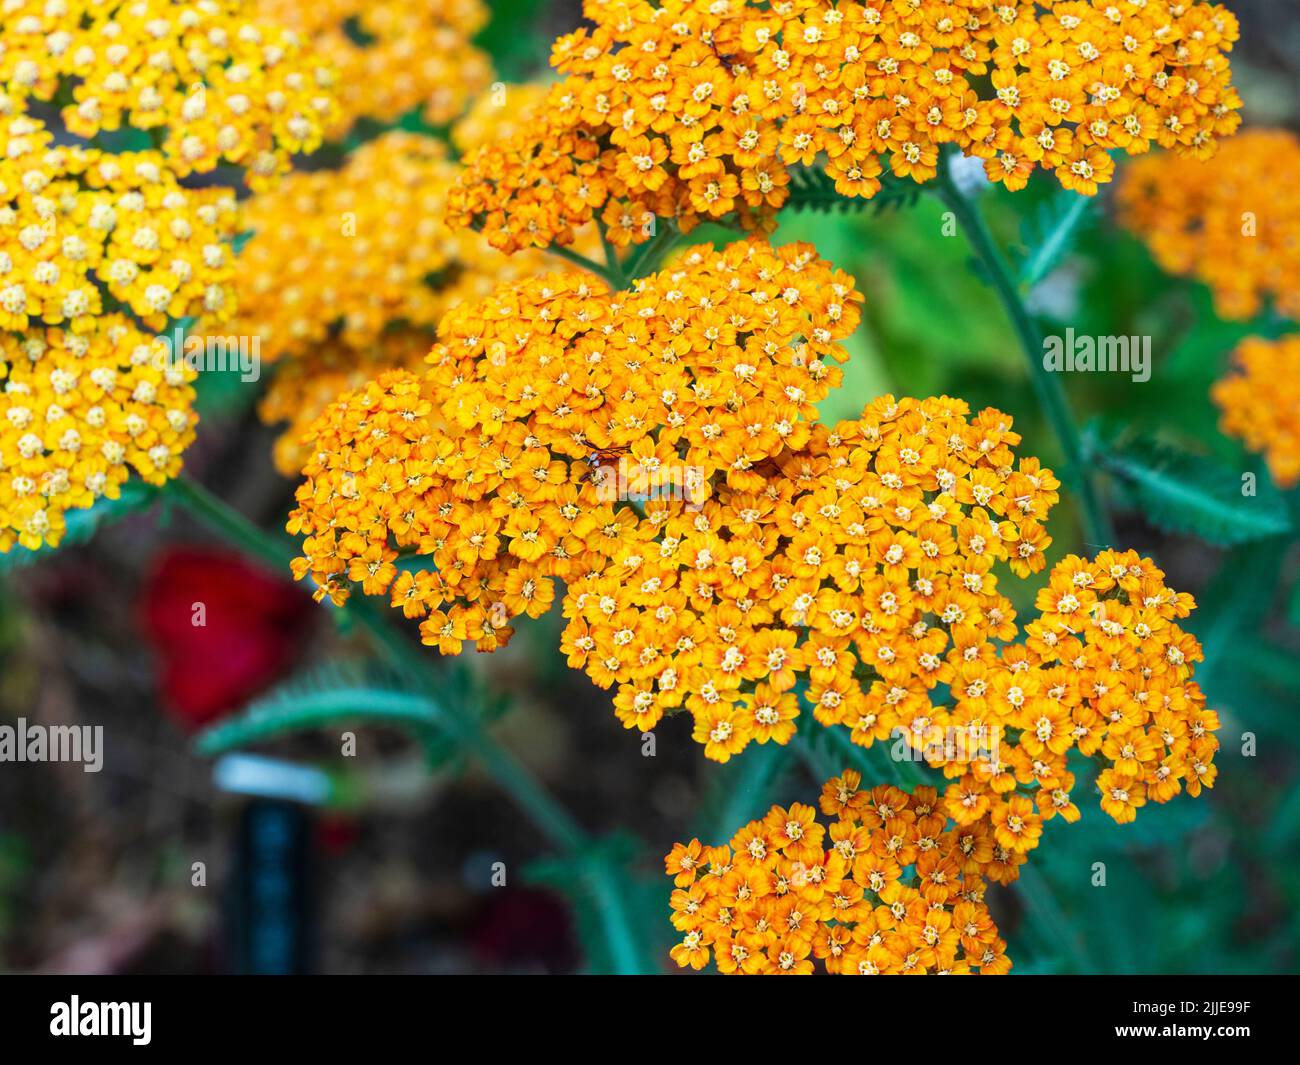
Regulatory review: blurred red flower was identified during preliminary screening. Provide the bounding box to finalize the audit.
[141,546,314,729]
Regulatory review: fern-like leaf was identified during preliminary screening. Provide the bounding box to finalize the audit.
[785,166,922,215]
[1017,189,1096,290]
[1097,437,1292,547]
[195,659,465,759]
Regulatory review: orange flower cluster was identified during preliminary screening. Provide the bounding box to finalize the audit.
[254,0,491,134]
[1117,129,1300,322]
[450,82,551,157]
[0,0,339,189]
[448,0,1243,254]
[955,548,1217,830]
[1212,335,1300,488]
[225,133,478,364]
[225,130,556,473]
[665,773,1009,974]
[257,332,431,476]
[0,315,197,551]
[287,239,861,646]
[561,396,1056,761]
[286,236,1220,820]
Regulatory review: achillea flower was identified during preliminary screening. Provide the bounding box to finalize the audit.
[0,110,231,552]
[450,82,552,158]
[665,772,1010,975]
[258,332,432,475]
[254,0,491,134]
[286,238,861,641]
[561,396,1056,754]
[0,315,197,550]
[449,0,1243,254]
[1212,335,1300,487]
[999,549,1216,825]
[0,0,339,189]
[1117,129,1300,322]
[223,131,557,472]
[1,116,239,334]
[285,234,1220,827]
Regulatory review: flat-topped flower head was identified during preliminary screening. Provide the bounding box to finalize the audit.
[1212,335,1300,488]
[253,0,491,135]
[449,0,1243,253]
[0,116,239,334]
[0,115,230,553]
[1118,129,1300,322]
[1,0,339,189]
[0,315,197,550]
[561,395,1057,752]
[666,773,1011,975]
[286,237,862,645]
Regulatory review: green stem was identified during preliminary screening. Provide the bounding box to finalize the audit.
[935,155,1113,550]
[595,217,629,289]
[586,859,651,974]
[165,478,585,854]
[624,220,680,281]
[547,244,620,288]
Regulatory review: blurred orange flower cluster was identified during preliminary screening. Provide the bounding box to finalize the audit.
[1213,334,1300,489]
[225,126,559,473]
[449,0,1243,254]
[1118,128,1300,322]
[254,0,492,135]
[665,773,1010,974]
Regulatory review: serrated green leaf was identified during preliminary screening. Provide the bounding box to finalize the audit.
[0,480,159,573]
[1018,190,1095,290]
[1097,438,1292,546]
[785,166,922,216]
[195,659,452,758]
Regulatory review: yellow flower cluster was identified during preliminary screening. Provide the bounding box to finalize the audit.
[287,239,860,647]
[665,773,1010,974]
[1,116,239,335]
[1212,335,1300,488]
[254,0,491,134]
[0,0,339,189]
[448,0,1243,253]
[0,315,197,550]
[224,130,555,473]
[1117,129,1300,322]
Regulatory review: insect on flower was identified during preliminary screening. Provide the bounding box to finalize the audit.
[582,445,632,474]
